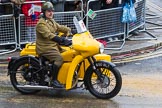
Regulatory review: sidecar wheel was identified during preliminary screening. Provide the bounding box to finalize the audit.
[10,58,41,94]
[84,62,122,99]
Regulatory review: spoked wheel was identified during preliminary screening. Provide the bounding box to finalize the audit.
[84,61,122,99]
[10,58,41,94]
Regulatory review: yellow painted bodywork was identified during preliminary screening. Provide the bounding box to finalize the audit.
[58,54,111,89]
[65,55,84,89]
[20,31,111,90]
[20,43,37,56]
[77,54,111,79]
[72,31,100,58]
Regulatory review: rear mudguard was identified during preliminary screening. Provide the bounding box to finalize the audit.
[8,55,39,75]
[8,57,19,73]
[65,55,84,90]
[83,60,116,87]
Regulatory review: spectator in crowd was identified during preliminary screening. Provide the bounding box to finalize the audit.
[83,0,116,12]
[64,1,76,11]
[119,0,135,6]
[99,0,137,42]
[74,0,82,11]
[100,0,118,9]
[0,5,6,15]
[49,0,65,12]
[120,0,139,36]
[11,0,26,5]
[0,0,27,16]
[64,0,82,11]
[0,0,14,49]
[21,0,42,42]
[98,0,120,42]
[0,0,12,15]
[0,0,17,50]
[88,0,100,11]
[0,2,7,15]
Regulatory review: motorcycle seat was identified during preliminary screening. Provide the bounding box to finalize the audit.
[40,56,49,62]
[39,56,53,65]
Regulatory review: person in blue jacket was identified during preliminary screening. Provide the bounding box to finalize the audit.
[122,0,140,36]
[120,0,136,6]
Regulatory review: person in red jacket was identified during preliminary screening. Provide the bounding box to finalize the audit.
[21,0,42,42]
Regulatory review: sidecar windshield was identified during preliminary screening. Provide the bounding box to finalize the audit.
[73,16,87,33]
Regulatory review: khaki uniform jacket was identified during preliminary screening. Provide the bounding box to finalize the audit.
[36,18,71,55]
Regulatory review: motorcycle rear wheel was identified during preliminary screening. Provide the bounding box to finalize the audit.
[10,58,41,94]
[84,62,122,99]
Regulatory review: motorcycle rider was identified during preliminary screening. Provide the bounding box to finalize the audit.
[36,1,72,88]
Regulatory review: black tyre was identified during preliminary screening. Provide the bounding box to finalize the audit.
[10,58,41,94]
[84,61,122,99]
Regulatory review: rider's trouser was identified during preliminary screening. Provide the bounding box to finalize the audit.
[41,49,63,67]
[41,49,63,80]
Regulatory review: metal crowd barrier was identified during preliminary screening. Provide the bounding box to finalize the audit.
[18,0,157,51]
[0,3,17,55]
[86,0,126,50]
[18,1,45,49]
[19,14,37,45]
[54,11,83,31]
[127,0,157,40]
[18,0,83,48]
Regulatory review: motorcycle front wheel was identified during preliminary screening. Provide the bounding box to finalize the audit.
[84,61,122,99]
[10,58,41,94]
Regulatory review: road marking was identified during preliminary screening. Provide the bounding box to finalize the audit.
[113,50,162,64]
[0,64,8,67]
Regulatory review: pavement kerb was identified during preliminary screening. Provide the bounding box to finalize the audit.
[111,41,162,65]
[111,43,158,57]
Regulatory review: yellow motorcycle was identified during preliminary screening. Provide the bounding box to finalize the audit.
[7,16,122,99]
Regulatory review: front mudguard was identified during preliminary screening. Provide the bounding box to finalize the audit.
[7,55,39,75]
[83,60,116,87]
[65,55,84,90]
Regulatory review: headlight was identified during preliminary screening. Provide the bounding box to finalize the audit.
[99,43,105,53]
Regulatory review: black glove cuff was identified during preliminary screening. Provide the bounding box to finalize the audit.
[52,36,64,43]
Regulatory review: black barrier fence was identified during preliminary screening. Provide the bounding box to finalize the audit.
[0,0,155,54]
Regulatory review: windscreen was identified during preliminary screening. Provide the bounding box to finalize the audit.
[73,16,87,33]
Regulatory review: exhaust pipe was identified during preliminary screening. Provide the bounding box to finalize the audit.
[17,85,54,90]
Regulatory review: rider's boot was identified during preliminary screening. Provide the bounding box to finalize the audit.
[50,65,64,88]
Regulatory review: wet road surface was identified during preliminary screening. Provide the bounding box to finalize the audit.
[1,55,162,108]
